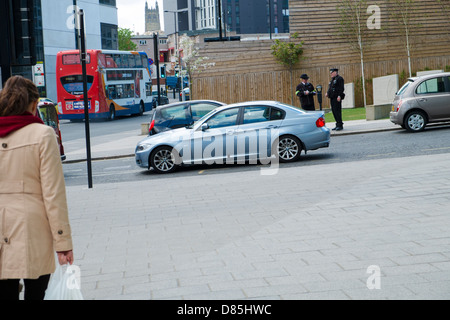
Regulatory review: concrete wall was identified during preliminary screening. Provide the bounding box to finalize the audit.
[372,74,399,106]
[343,83,355,109]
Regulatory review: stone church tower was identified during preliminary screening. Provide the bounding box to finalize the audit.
[145,1,161,33]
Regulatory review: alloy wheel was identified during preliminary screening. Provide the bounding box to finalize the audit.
[277,137,300,162]
[152,148,176,173]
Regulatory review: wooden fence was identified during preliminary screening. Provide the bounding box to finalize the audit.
[190,0,450,109]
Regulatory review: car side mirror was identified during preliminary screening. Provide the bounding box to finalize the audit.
[201,123,209,131]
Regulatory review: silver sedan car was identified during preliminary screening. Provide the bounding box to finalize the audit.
[390,72,450,132]
[135,101,330,173]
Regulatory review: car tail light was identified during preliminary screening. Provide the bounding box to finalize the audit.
[316,117,325,128]
[149,119,155,133]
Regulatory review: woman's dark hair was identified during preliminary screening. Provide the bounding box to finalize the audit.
[0,76,40,116]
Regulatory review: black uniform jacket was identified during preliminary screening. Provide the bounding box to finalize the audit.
[327,75,345,100]
[296,82,316,110]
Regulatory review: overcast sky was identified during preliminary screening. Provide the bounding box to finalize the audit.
[116,0,164,34]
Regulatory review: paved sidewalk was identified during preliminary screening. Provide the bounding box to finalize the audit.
[65,151,450,300]
[63,118,400,163]
[60,116,450,300]
[326,119,400,135]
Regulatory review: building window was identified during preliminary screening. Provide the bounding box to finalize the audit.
[140,40,147,45]
[99,0,116,6]
[101,23,118,50]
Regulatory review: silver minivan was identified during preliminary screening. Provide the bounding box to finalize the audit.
[390,72,450,132]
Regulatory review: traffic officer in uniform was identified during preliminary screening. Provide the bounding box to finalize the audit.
[296,74,316,111]
[326,68,345,131]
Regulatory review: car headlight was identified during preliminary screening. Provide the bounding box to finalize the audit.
[136,142,153,152]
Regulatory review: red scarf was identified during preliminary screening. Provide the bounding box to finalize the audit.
[0,112,44,138]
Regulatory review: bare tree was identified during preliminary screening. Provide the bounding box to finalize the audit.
[389,0,420,78]
[336,0,373,107]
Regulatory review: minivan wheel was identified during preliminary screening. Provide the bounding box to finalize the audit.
[150,146,180,174]
[404,111,426,132]
[273,135,302,163]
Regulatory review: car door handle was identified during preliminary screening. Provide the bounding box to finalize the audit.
[419,98,427,102]
[226,130,235,135]
[265,125,279,129]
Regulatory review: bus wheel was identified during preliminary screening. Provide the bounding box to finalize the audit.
[108,104,115,121]
[139,101,145,116]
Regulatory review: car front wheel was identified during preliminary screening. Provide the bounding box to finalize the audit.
[404,111,427,132]
[150,146,180,173]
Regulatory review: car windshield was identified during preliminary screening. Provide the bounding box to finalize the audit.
[187,108,218,129]
[396,80,413,96]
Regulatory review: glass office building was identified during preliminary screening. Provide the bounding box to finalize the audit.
[10,0,118,101]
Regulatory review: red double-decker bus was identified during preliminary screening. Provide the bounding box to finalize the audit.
[56,49,154,120]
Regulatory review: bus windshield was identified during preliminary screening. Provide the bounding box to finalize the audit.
[60,75,94,95]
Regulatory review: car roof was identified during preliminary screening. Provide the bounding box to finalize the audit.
[155,100,226,110]
[219,100,292,109]
[409,71,450,82]
[209,100,305,115]
[38,98,56,106]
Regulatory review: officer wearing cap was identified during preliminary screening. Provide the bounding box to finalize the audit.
[326,68,345,130]
[295,74,316,111]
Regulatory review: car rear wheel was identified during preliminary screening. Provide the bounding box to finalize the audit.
[150,146,180,174]
[404,111,426,132]
[274,135,302,163]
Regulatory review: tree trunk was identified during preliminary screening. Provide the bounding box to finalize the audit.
[357,8,367,107]
[405,24,412,77]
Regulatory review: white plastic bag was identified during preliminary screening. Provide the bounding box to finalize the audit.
[44,260,83,300]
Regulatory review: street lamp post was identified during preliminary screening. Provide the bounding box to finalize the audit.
[164,9,181,100]
[164,9,188,101]
[164,10,178,57]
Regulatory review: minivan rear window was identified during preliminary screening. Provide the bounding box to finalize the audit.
[397,80,413,96]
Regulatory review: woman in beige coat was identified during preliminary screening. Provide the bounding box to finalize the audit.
[0,76,74,300]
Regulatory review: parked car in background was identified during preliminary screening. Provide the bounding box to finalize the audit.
[390,72,450,132]
[136,101,330,173]
[148,100,226,135]
[152,91,170,108]
[181,87,190,101]
[37,98,66,161]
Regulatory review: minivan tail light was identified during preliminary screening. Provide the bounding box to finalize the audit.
[149,119,155,133]
[316,117,325,128]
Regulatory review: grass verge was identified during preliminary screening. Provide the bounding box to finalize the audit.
[324,107,367,123]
